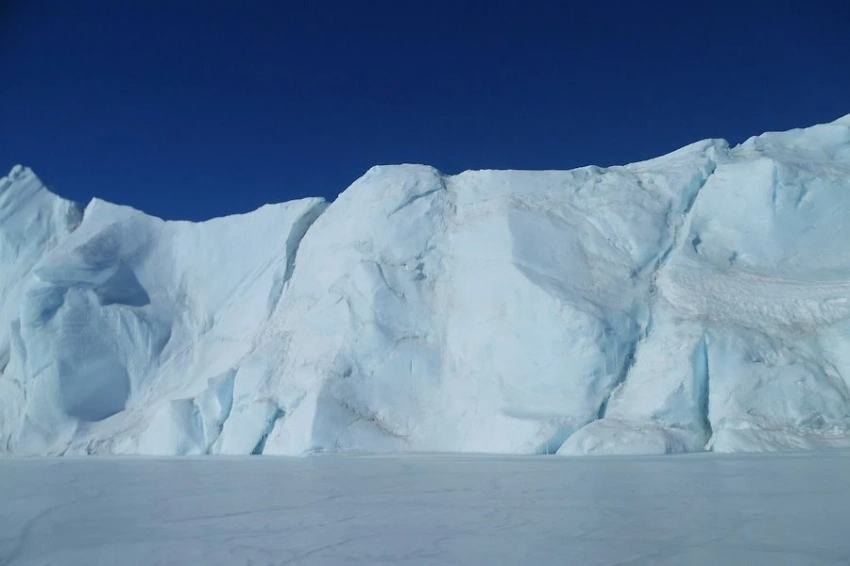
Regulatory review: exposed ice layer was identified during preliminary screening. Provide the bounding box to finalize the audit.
[253,140,722,456]
[2,113,850,456]
[0,166,83,453]
[0,168,328,455]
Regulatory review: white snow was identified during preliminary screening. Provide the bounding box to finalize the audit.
[2,453,850,565]
[2,114,850,456]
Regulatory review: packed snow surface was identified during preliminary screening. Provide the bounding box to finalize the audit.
[2,115,850,455]
[3,452,850,565]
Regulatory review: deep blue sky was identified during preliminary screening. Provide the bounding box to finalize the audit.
[2,1,848,221]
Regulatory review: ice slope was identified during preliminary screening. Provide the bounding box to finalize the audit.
[2,114,850,456]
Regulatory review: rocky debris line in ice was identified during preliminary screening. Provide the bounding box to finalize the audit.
[2,114,850,456]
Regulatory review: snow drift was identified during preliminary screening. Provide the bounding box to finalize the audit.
[2,115,850,456]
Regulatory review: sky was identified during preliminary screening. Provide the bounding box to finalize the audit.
[1,0,849,221]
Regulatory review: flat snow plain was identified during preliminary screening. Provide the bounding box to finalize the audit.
[2,453,849,565]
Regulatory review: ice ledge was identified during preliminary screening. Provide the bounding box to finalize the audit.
[0,164,76,207]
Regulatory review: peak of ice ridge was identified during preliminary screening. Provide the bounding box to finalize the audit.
[831,112,850,125]
[3,115,850,457]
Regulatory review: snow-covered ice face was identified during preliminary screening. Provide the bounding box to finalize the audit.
[2,114,850,456]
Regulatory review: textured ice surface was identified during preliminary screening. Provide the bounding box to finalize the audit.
[2,453,850,565]
[2,115,850,455]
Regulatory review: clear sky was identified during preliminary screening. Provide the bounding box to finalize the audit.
[2,0,848,221]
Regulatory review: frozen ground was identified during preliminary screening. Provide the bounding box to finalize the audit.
[1,453,849,565]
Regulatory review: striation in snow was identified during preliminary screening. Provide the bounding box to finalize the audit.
[2,114,850,456]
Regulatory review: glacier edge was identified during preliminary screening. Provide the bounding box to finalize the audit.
[3,113,850,456]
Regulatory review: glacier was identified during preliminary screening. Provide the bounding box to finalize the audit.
[2,114,850,456]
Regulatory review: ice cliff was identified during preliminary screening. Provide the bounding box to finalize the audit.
[2,114,850,456]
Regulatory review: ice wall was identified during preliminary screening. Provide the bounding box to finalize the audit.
[2,114,850,456]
